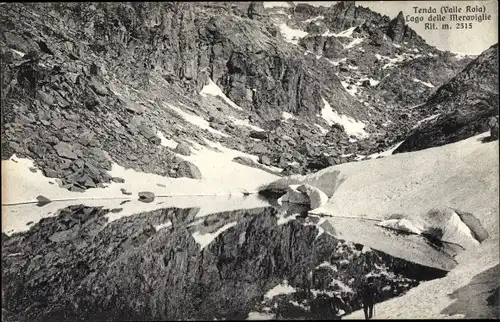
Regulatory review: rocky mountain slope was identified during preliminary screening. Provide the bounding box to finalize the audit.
[0,1,492,193]
[395,43,499,153]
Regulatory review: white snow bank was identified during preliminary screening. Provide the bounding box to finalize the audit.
[200,78,243,110]
[320,97,368,138]
[278,23,308,45]
[264,282,296,299]
[308,132,498,243]
[413,78,435,88]
[192,221,237,250]
[282,111,296,121]
[229,116,265,132]
[263,1,291,8]
[278,184,329,210]
[163,103,228,137]
[376,218,423,234]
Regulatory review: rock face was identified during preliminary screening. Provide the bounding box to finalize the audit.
[395,44,499,154]
[386,11,417,43]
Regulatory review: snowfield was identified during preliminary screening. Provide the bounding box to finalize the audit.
[263,133,498,319]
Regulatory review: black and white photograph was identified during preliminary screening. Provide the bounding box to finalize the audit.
[1,1,498,320]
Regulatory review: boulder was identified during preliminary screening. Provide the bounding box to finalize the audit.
[111,177,125,183]
[138,191,155,203]
[54,142,77,160]
[177,161,202,179]
[36,195,52,207]
[259,155,271,165]
[247,2,265,20]
[277,184,329,210]
[174,142,191,156]
[250,130,268,140]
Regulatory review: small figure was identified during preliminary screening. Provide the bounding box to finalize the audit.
[488,116,499,140]
[360,276,379,320]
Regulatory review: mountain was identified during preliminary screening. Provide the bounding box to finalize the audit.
[394,44,499,153]
[0,1,491,195]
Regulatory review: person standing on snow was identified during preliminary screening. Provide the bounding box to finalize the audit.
[359,276,379,320]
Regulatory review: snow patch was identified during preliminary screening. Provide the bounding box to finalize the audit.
[247,312,275,320]
[265,282,297,299]
[328,57,347,66]
[317,261,338,271]
[321,97,368,138]
[156,131,178,149]
[413,78,435,88]
[278,23,308,45]
[263,1,291,8]
[192,221,238,250]
[331,279,354,293]
[314,124,329,135]
[344,37,363,49]
[282,112,296,121]
[10,48,26,57]
[303,15,324,23]
[340,81,358,96]
[200,79,243,110]
[154,221,172,231]
[323,26,357,38]
[277,213,300,225]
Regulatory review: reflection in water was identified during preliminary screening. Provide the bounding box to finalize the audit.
[2,204,449,321]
